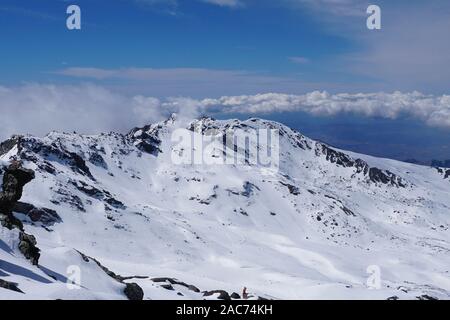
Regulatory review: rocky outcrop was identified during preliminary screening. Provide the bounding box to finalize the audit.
[315,143,406,187]
[151,277,201,293]
[435,167,450,180]
[0,162,35,230]
[124,283,144,301]
[19,137,95,180]
[0,279,23,294]
[13,202,61,226]
[0,162,41,265]
[203,290,231,300]
[128,123,163,156]
[0,136,22,157]
[279,181,300,195]
[69,179,126,210]
[18,232,40,265]
[77,251,146,300]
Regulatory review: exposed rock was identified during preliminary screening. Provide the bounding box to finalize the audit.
[0,163,35,211]
[19,137,95,180]
[13,201,62,226]
[203,290,231,300]
[161,284,175,291]
[416,294,438,300]
[128,124,163,156]
[241,181,260,197]
[70,180,126,210]
[77,251,145,300]
[227,182,260,198]
[0,162,35,230]
[18,232,40,265]
[341,206,356,217]
[230,292,241,299]
[0,136,22,157]
[124,283,145,300]
[0,162,41,265]
[280,181,300,195]
[315,143,406,187]
[88,152,108,169]
[53,188,85,212]
[0,279,24,294]
[151,277,200,293]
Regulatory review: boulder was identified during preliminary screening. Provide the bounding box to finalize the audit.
[18,232,40,265]
[124,283,144,300]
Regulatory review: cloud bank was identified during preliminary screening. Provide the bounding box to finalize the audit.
[1,84,449,141]
[199,92,450,128]
[0,84,166,140]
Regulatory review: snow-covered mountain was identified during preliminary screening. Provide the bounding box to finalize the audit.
[1,115,449,300]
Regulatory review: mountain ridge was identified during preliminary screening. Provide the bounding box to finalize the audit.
[0,116,449,300]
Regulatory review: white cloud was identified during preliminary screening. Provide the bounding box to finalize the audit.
[283,0,368,17]
[1,85,449,142]
[197,91,450,128]
[134,0,242,9]
[201,0,243,7]
[0,84,166,140]
[344,2,450,92]
[289,56,310,64]
[281,0,450,92]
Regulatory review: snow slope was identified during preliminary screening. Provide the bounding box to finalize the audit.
[1,116,449,300]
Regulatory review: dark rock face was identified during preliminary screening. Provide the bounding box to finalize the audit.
[13,201,62,226]
[0,279,24,294]
[435,167,450,179]
[20,137,94,180]
[53,188,85,212]
[77,251,146,300]
[230,292,241,299]
[88,152,108,169]
[0,136,22,157]
[241,181,260,197]
[0,163,35,206]
[416,294,438,300]
[151,277,200,293]
[0,162,35,230]
[203,290,231,300]
[124,283,144,300]
[315,143,406,187]
[18,232,40,265]
[128,124,163,156]
[70,179,126,210]
[280,181,300,195]
[0,162,41,265]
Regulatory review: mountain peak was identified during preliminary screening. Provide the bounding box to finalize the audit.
[1,116,449,300]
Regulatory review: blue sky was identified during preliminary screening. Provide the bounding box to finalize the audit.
[1,0,450,161]
[0,0,357,93]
